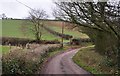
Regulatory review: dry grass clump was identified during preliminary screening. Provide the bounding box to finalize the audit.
[2,44,61,74]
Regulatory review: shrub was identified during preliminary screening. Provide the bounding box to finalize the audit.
[81,27,118,59]
[70,38,92,45]
[2,44,61,74]
[1,37,60,47]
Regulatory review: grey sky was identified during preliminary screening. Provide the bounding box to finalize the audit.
[0,0,55,19]
[0,0,119,19]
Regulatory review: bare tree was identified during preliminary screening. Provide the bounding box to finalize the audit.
[53,1,120,48]
[27,9,48,41]
[53,0,120,73]
[54,1,120,37]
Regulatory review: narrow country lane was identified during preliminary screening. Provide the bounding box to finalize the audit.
[41,48,93,75]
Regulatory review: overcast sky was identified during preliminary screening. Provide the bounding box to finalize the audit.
[0,0,119,19]
[0,0,56,19]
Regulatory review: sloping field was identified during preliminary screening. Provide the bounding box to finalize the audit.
[46,25,88,38]
[2,20,24,38]
[43,20,89,38]
[2,19,88,40]
[2,20,57,40]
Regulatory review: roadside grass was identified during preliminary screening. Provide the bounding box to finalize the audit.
[47,48,63,57]
[73,45,116,75]
[41,45,69,59]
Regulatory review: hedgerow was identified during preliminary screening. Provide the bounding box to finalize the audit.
[2,44,61,74]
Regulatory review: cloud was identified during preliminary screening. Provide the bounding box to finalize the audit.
[0,0,55,19]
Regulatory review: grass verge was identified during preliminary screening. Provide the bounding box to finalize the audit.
[73,45,117,75]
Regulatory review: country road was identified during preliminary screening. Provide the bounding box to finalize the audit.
[41,48,92,75]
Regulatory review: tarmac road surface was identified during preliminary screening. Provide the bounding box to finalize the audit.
[41,48,92,75]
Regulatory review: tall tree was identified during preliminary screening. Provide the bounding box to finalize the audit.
[53,0,120,73]
[28,9,48,41]
[54,1,120,36]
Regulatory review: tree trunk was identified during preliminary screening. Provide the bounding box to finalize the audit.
[36,32,40,41]
[61,22,64,48]
[39,31,42,40]
[117,38,120,74]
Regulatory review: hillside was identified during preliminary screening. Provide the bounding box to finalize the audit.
[2,19,88,40]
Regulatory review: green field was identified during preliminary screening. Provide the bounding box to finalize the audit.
[2,19,88,40]
[2,20,23,37]
[2,20,58,40]
[0,45,10,54]
[46,25,88,38]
